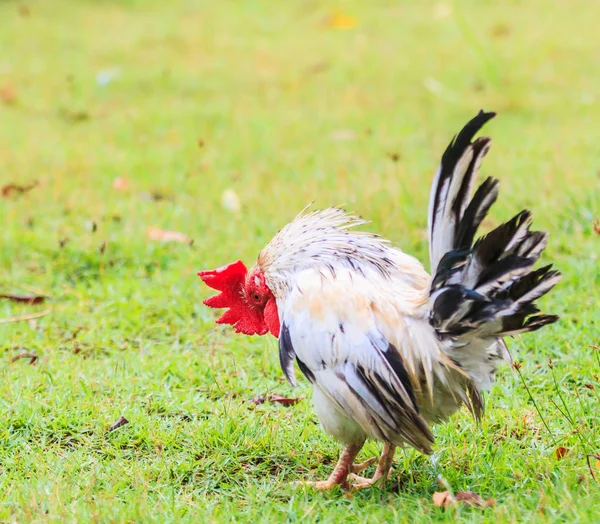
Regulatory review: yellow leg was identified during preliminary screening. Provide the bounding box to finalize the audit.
[348,442,396,489]
[295,442,365,490]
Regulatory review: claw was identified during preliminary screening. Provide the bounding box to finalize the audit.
[350,456,378,473]
[348,472,384,489]
[349,443,397,490]
[293,479,348,491]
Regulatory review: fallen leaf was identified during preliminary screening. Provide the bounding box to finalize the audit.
[556,447,570,460]
[1,180,38,198]
[584,383,596,391]
[59,108,90,123]
[433,490,495,509]
[248,394,302,407]
[490,23,511,38]
[221,189,241,213]
[305,61,330,75]
[0,85,18,105]
[105,416,129,434]
[10,352,39,364]
[0,293,47,304]
[325,11,357,30]
[455,492,495,508]
[268,394,302,406]
[249,396,266,406]
[594,218,600,235]
[112,177,129,190]
[139,190,173,202]
[433,491,453,507]
[147,227,190,244]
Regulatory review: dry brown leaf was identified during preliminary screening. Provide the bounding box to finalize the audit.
[490,23,511,38]
[594,218,600,236]
[584,383,596,391]
[249,394,302,406]
[268,394,302,406]
[433,490,495,509]
[455,491,495,507]
[555,446,570,460]
[147,227,190,244]
[325,12,357,30]
[2,181,38,198]
[433,491,453,507]
[0,85,18,105]
[105,416,129,434]
[59,108,90,123]
[139,190,173,202]
[0,293,47,305]
[112,177,129,190]
[249,396,266,406]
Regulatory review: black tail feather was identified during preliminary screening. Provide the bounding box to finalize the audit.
[428,110,496,272]
[454,176,499,249]
[428,111,560,341]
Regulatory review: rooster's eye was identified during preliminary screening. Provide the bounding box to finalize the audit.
[251,293,261,302]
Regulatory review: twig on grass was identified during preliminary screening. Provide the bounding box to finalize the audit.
[507,341,558,447]
[0,309,51,324]
[10,352,39,364]
[586,454,600,481]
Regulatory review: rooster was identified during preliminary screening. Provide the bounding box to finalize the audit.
[199,111,560,490]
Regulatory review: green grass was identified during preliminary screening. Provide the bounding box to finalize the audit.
[1,0,599,521]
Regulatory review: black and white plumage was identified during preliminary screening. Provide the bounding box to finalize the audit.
[200,111,561,489]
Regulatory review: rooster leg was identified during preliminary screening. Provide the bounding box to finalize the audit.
[348,442,396,489]
[295,442,364,490]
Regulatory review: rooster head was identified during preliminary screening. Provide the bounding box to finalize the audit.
[198,260,280,337]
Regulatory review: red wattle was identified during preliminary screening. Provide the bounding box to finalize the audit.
[264,297,280,338]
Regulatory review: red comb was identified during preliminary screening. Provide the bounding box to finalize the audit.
[198,260,269,336]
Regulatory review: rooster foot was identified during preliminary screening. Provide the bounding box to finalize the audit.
[350,456,378,473]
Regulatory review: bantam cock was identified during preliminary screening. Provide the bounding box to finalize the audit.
[199,111,560,490]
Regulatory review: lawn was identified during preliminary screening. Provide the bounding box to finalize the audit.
[1,0,599,521]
